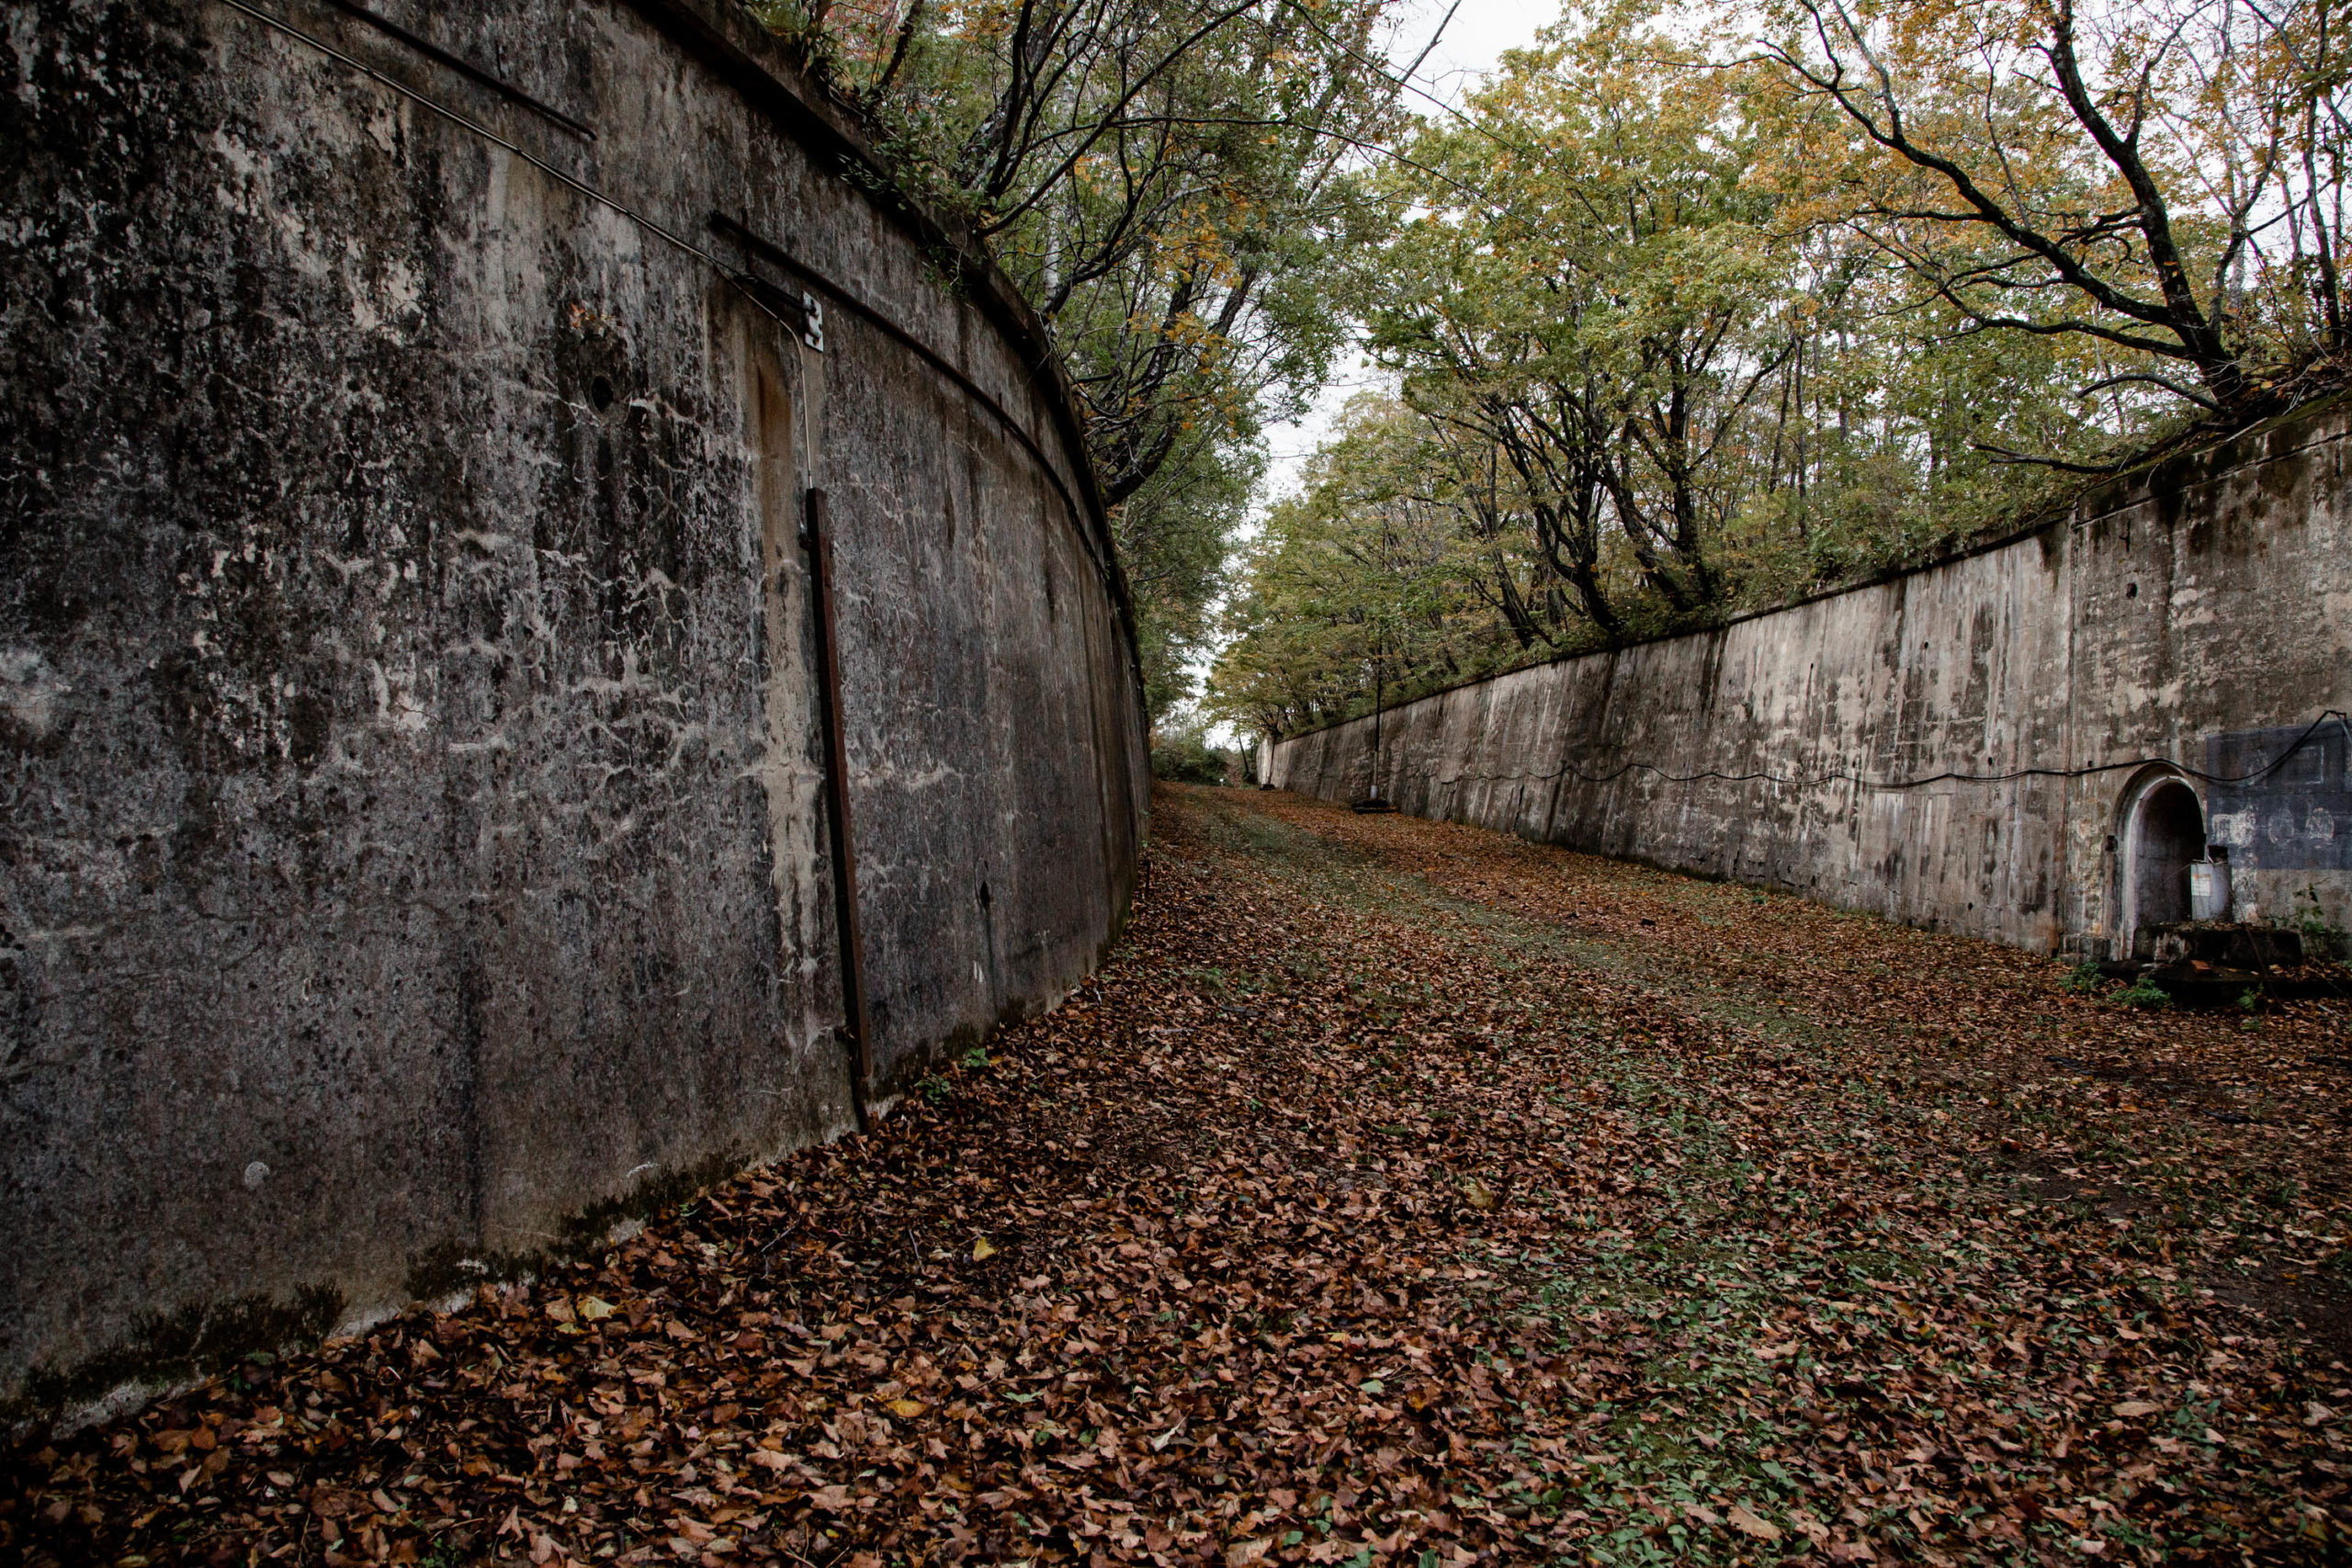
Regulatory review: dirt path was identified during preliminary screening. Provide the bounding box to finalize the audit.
[10,785,2352,1567]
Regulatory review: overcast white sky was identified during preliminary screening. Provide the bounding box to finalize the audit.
[1190,2,1555,737]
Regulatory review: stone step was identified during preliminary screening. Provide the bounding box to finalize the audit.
[2132,921,2304,967]
[2097,955,2349,1004]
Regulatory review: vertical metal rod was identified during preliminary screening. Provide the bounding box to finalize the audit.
[804,488,873,1131]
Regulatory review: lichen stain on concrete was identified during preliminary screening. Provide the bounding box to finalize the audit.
[0,0,1146,1425]
[0,650,74,753]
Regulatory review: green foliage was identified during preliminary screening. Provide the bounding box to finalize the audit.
[2063,962,2106,996]
[753,0,2352,735]
[2289,885,2347,959]
[1755,0,2352,420]
[751,0,1412,719]
[1120,435,1265,720]
[2114,977,2173,1010]
[1216,0,2350,733]
[1210,395,1565,736]
[1150,719,1231,786]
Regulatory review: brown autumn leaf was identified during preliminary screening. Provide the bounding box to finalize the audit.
[8,786,2348,1567]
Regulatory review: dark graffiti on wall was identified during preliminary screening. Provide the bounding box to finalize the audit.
[2205,722,2352,872]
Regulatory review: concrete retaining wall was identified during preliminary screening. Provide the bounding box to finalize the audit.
[0,0,1147,1421]
[1270,399,2352,957]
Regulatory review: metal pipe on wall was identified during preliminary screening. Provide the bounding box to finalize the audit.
[804,488,874,1130]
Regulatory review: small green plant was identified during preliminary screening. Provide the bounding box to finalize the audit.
[959,1046,991,1069]
[2290,885,2346,959]
[2062,961,2105,995]
[416,1536,475,1568]
[2237,986,2263,1011]
[2114,976,2171,1010]
[917,1074,951,1104]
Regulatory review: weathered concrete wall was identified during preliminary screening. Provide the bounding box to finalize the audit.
[0,0,1146,1421]
[1271,399,2352,956]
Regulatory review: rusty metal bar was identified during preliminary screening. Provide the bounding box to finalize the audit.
[804,488,873,1130]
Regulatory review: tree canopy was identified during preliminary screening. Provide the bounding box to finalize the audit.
[746,0,2350,737]
[1208,0,2351,737]
[755,0,1414,716]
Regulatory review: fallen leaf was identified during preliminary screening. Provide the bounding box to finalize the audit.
[19,789,2352,1568]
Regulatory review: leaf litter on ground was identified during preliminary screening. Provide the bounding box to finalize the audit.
[7,784,2352,1566]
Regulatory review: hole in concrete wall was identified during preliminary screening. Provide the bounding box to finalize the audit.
[2127,779,2205,937]
[591,375,615,412]
[2126,581,2139,598]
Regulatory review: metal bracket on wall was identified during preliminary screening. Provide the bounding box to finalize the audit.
[804,489,872,1130]
[729,269,826,354]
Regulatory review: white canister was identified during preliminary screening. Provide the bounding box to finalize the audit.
[2188,858,2232,922]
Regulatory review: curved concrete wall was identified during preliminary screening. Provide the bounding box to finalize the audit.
[0,0,1146,1419]
[1271,400,2352,957]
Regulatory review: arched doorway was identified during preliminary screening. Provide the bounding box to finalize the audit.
[2120,774,2206,957]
